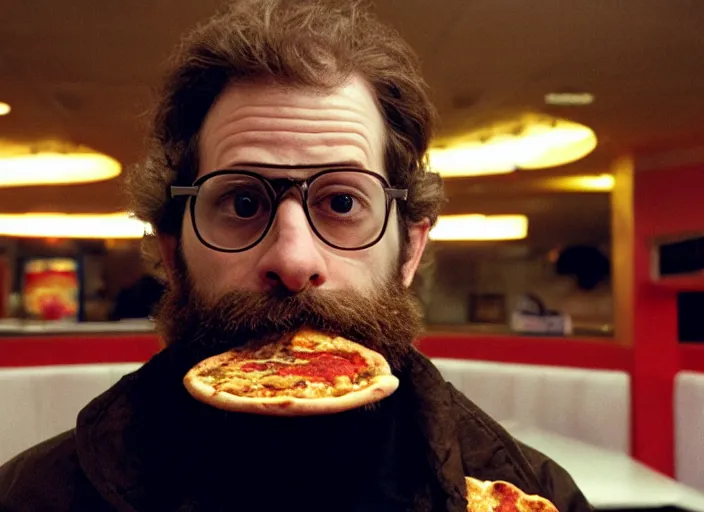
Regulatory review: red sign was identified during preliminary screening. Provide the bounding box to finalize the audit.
[23,258,79,321]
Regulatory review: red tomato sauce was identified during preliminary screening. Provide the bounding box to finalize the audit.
[240,351,367,383]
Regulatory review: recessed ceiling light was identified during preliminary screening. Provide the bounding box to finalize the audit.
[428,117,597,178]
[544,92,595,106]
[0,212,153,239]
[0,102,11,116]
[429,214,528,241]
[542,174,615,192]
[0,141,121,186]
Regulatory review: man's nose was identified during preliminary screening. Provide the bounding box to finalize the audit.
[256,199,328,293]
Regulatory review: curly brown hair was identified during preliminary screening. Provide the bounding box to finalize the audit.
[125,0,444,270]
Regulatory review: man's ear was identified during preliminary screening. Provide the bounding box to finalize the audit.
[401,219,431,287]
[157,233,178,286]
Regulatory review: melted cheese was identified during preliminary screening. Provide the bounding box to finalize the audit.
[464,477,558,512]
[198,335,376,399]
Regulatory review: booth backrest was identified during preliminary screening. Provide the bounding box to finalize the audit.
[0,358,631,465]
[0,363,142,464]
[675,371,704,492]
[432,358,631,454]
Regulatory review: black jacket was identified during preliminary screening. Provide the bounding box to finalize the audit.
[0,347,592,511]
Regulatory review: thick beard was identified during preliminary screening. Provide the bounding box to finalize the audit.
[153,257,424,374]
[144,258,431,508]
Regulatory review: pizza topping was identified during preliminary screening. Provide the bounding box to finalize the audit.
[190,343,378,399]
[199,366,229,381]
[183,329,400,413]
[273,352,367,382]
[240,362,269,372]
[227,350,369,384]
[464,477,559,512]
[493,482,520,512]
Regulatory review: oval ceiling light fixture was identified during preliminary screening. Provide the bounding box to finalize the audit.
[429,214,528,241]
[427,136,518,178]
[515,119,597,170]
[0,212,153,239]
[544,92,595,106]
[427,115,597,178]
[542,173,615,192]
[0,102,10,116]
[0,140,122,187]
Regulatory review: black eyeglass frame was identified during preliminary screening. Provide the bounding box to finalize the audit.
[170,168,408,253]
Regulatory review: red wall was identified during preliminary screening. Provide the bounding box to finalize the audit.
[0,334,162,367]
[0,332,631,370]
[632,164,704,476]
[681,344,704,372]
[416,334,630,371]
[0,258,7,318]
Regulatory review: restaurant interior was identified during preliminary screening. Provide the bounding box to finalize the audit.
[1,1,704,509]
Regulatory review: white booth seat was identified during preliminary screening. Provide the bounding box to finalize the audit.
[432,358,631,454]
[675,371,704,492]
[0,363,142,465]
[0,358,631,466]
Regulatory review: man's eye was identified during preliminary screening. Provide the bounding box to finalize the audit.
[232,194,261,218]
[216,187,266,219]
[329,194,355,214]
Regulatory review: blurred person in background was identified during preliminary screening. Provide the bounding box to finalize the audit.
[109,273,165,321]
[0,1,591,510]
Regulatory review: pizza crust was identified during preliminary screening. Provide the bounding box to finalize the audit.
[184,372,399,416]
[183,330,400,416]
[464,477,559,512]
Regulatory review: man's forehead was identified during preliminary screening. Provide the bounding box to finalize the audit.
[213,161,370,174]
[197,76,387,178]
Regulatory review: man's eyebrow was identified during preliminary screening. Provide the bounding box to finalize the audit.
[222,161,369,170]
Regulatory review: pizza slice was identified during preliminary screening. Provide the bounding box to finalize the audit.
[465,477,559,512]
[183,329,399,416]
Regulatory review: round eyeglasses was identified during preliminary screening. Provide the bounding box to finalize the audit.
[170,168,408,252]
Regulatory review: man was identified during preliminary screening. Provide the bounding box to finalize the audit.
[0,1,592,510]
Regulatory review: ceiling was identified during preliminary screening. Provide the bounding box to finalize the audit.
[1,0,703,247]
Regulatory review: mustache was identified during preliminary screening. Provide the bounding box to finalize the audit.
[155,280,423,373]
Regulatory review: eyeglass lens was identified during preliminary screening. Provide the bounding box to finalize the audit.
[192,171,389,250]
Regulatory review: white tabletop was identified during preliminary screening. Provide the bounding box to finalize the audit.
[505,423,704,510]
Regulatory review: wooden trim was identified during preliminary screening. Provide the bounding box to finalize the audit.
[611,156,636,347]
